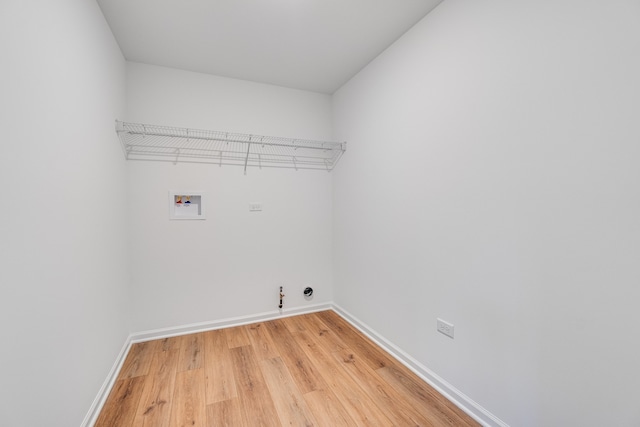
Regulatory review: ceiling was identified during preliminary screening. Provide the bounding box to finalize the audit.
[97,0,442,94]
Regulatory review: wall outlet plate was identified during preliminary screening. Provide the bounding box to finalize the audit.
[437,318,454,338]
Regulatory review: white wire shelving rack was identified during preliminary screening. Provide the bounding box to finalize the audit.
[115,120,346,173]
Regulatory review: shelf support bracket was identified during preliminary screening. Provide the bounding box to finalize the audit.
[244,136,252,175]
[173,148,180,165]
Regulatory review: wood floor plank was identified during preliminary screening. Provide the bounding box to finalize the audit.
[377,365,479,427]
[206,399,245,427]
[157,336,183,353]
[95,377,145,427]
[224,323,251,348]
[230,345,281,426]
[333,348,437,426]
[260,357,317,427]
[303,389,357,427]
[295,330,395,427]
[177,332,204,372]
[264,319,327,394]
[119,341,157,379]
[169,368,206,427]
[203,329,237,404]
[244,322,280,360]
[297,312,349,353]
[280,313,307,333]
[133,349,179,427]
[316,310,396,370]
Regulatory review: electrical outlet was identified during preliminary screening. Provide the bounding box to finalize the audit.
[437,318,454,338]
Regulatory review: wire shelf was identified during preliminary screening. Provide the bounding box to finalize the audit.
[115,120,346,173]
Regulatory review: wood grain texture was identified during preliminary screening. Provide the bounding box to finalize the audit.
[260,357,317,426]
[332,348,436,426]
[280,313,307,334]
[95,376,145,427]
[224,323,250,348]
[302,388,356,426]
[264,319,326,394]
[377,365,479,427]
[230,345,281,426]
[133,349,179,427]
[177,332,204,372]
[244,322,279,360]
[206,399,244,427]
[170,368,206,427]
[316,310,395,369]
[296,312,349,353]
[157,336,183,353]
[203,329,237,404]
[97,310,480,427]
[295,330,395,427]
[133,350,178,427]
[119,341,156,379]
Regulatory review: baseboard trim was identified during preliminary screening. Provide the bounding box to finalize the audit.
[81,334,133,427]
[131,302,333,343]
[331,304,509,427]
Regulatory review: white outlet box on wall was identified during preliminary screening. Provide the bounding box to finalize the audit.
[169,191,205,220]
[437,318,454,338]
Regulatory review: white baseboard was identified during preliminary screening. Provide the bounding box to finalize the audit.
[130,302,332,343]
[81,335,133,427]
[331,304,509,427]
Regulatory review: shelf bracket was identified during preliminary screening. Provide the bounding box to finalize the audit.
[244,136,252,175]
[173,148,180,165]
[292,156,298,171]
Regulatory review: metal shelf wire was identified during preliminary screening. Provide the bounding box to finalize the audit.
[115,120,346,173]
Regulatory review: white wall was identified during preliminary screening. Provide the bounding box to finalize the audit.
[0,1,128,426]
[332,1,640,426]
[126,63,333,332]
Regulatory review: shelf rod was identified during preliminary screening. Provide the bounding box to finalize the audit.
[119,130,336,151]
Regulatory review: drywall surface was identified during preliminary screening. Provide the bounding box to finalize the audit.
[0,1,128,426]
[332,1,640,426]
[126,63,333,332]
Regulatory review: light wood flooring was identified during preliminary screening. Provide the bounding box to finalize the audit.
[96,310,479,426]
